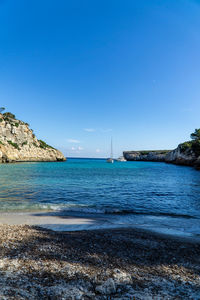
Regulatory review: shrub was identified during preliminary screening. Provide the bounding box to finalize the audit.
[140,150,170,155]
[140,151,150,155]
[191,140,200,157]
[3,112,16,119]
[180,141,192,153]
[15,122,19,127]
[158,150,171,154]
[22,141,28,146]
[38,140,54,149]
[184,129,200,157]
[180,140,200,157]
[0,141,4,145]
[7,140,20,150]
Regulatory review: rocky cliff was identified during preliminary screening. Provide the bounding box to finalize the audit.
[123,146,200,169]
[0,112,66,163]
[123,150,170,162]
[165,145,197,166]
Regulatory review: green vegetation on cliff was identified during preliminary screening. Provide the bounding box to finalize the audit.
[0,107,66,163]
[0,110,56,151]
[139,150,170,155]
[0,109,66,162]
[3,112,16,120]
[38,140,55,150]
[7,140,20,150]
[180,129,200,157]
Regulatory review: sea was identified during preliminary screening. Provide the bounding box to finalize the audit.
[1,158,200,237]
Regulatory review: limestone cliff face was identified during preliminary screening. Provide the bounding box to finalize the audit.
[123,151,169,162]
[123,147,200,169]
[165,145,197,166]
[0,113,66,163]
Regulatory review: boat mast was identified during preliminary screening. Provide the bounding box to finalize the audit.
[111,138,113,159]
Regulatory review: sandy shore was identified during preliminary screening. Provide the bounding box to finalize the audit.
[0,225,200,299]
[0,211,102,231]
[0,211,200,241]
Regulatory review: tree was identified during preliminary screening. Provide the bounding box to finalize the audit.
[190,129,200,141]
[0,107,5,113]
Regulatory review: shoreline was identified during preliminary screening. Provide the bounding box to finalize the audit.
[0,210,200,242]
[0,224,200,299]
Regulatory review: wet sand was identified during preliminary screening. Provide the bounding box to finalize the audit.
[0,211,100,230]
[0,223,200,299]
[0,211,200,241]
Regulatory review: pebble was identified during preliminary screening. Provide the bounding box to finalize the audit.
[96,278,116,295]
[0,224,199,299]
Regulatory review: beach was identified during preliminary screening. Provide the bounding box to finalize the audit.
[0,224,200,299]
[0,161,200,298]
[2,0,200,298]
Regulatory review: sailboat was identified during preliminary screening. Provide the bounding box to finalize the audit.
[107,138,114,163]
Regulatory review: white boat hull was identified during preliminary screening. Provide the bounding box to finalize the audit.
[117,156,126,162]
[107,158,114,163]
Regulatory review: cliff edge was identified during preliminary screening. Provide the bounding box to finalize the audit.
[123,147,200,168]
[0,112,66,163]
[123,150,170,162]
[123,129,200,169]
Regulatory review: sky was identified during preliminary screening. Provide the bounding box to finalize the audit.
[0,0,200,158]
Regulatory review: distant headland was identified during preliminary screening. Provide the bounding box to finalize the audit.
[0,109,66,163]
[123,129,200,170]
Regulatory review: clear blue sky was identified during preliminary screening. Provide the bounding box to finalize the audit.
[0,0,200,158]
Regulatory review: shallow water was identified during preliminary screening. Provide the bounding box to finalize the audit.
[0,158,200,236]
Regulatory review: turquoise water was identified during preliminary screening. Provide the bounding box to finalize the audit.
[1,158,200,235]
[0,158,200,218]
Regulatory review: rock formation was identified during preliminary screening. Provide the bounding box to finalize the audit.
[123,146,200,169]
[165,145,197,166]
[123,150,169,162]
[0,112,66,163]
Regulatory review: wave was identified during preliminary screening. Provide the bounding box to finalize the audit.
[1,202,197,220]
[40,205,198,219]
